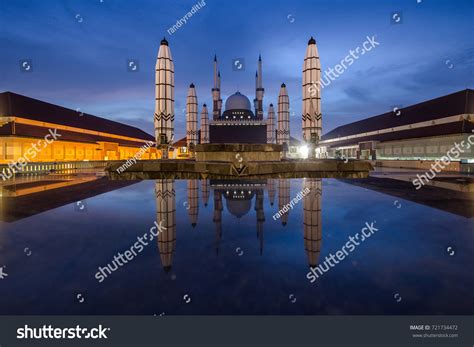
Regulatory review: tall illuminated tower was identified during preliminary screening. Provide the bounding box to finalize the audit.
[154,38,174,159]
[186,83,198,150]
[200,103,209,144]
[266,103,275,144]
[277,83,290,148]
[302,36,322,157]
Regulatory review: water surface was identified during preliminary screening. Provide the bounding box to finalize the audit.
[0,175,472,315]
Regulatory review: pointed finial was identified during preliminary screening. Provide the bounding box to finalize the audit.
[308,36,316,45]
[214,54,217,62]
[203,103,207,107]
[218,71,221,77]
[161,37,168,46]
[281,83,286,88]
[259,54,262,61]
[256,70,258,77]
[270,103,273,107]
[190,83,195,88]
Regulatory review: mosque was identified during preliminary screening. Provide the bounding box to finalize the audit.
[154,36,322,159]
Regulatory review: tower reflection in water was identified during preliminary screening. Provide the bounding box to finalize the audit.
[187,180,199,227]
[154,179,176,272]
[303,178,322,268]
[153,178,322,271]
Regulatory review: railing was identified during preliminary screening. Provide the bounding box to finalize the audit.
[0,160,124,177]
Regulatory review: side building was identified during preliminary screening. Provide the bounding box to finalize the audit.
[318,89,474,172]
[0,92,156,165]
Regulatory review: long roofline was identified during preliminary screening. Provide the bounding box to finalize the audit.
[322,89,473,140]
[0,91,154,141]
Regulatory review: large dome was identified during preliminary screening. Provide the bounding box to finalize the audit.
[225,91,251,111]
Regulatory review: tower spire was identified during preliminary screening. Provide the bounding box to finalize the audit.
[277,83,290,154]
[200,103,209,144]
[213,54,218,88]
[212,55,222,120]
[186,83,198,155]
[255,55,264,120]
[302,36,321,159]
[266,103,275,144]
[155,38,174,159]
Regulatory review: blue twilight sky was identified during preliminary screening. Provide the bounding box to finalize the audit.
[0,0,473,140]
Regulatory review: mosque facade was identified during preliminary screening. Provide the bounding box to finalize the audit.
[154,37,322,159]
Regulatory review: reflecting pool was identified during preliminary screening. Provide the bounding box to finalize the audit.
[0,174,472,315]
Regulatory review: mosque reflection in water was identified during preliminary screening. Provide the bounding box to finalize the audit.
[154,178,322,271]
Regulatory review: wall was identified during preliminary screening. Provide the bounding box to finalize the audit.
[0,136,157,164]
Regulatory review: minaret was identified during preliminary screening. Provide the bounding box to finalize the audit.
[266,103,275,143]
[154,38,175,159]
[253,55,265,120]
[212,55,222,120]
[200,103,209,144]
[187,180,199,227]
[277,83,290,149]
[302,36,322,157]
[217,71,222,116]
[186,83,198,151]
[253,71,258,115]
[278,179,290,226]
[255,54,265,120]
[155,179,176,272]
[303,178,322,267]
